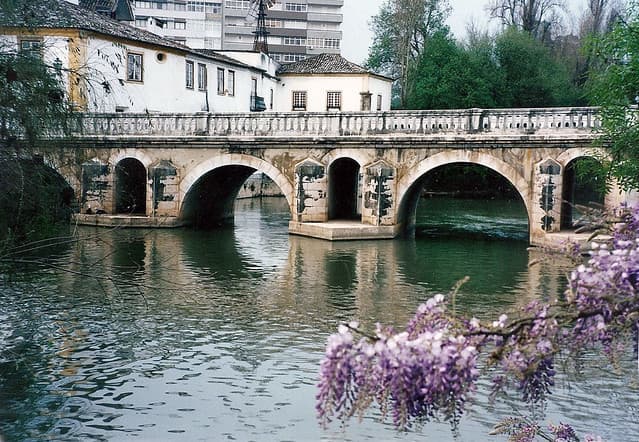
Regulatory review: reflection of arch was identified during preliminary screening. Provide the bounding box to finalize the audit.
[397,151,531,229]
[179,154,294,223]
[115,158,147,214]
[328,157,361,220]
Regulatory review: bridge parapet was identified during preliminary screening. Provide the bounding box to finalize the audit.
[74,107,600,138]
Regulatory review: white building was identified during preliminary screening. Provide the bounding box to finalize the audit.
[1,0,391,114]
[276,53,393,112]
[0,0,277,113]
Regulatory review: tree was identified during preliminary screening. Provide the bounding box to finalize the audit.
[316,205,639,440]
[0,1,78,246]
[495,28,580,107]
[587,1,639,191]
[405,30,506,109]
[366,0,451,107]
[488,0,566,42]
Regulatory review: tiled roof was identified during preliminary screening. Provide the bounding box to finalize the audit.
[194,49,254,70]
[79,0,135,21]
[0,0,189,54]
[277,53,373,75]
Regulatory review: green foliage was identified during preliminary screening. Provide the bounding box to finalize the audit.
[403,27,581,110]
[406,30,507,109]
[587,2,639,191]
[0,39,76,247]
[365,0,451,107]
[494,28,581,107]
[0,157,73,247]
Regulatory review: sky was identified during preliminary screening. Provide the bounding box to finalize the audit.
[341,0,587,64]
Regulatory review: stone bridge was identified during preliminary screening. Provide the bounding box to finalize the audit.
[40,107,620,244]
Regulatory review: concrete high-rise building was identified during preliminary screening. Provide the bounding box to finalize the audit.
[130,0,342,62]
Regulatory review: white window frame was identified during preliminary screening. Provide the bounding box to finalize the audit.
[326,91,341,111]
[127,52,143,82]
[185,60,194,89]
[228,70,235,96]
[198,63,207,91]
[217,67,225,95]
[292,91,307,111]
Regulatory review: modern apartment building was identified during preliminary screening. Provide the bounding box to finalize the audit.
[130,0,343,61]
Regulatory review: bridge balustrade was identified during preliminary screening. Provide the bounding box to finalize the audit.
[73,107,600,138]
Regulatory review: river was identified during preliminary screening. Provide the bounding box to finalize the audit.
[1,197,638,441]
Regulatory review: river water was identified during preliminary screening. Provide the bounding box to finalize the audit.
[1,197,638,441]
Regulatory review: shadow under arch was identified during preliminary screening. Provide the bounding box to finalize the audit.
[179,155,293,228]
[328,157,361,220]
[397,152,531,237]
[559,155,606,230]
[115,157,147,214]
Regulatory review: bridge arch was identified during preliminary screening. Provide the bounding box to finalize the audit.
[322,150,369,221]
[396,151,532,232]
[109,150,154,215]
[557,148,607,229]
[179,154,294,226]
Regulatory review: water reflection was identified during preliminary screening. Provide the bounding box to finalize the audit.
[0,197,637,441]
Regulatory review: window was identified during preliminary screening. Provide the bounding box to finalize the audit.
[264,19,282,28]
[285,2,306,12]
[174,20,186,30]
[361,93,371,111]
[198,63,207,90]
[377,94,382,111]
[227,70,235,96]
[270,88,273,110]
[127,52,143,82]
[225,0,250,9]
[251,77,257,96]
[135,18,148,27]
[306,37,340,49]
[327,91,341,110]
[292,91,307,111]
[188,1,205,12]
[174,2,186,11]
[217,67,224,94]
[283,37,305,46]
[19,38,42,55]
[185,60,194,89]
[205,2,221,13]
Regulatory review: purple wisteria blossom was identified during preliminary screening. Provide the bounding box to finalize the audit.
[317,205,639,439]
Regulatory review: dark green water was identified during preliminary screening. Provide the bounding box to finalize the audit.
[1,197,637,441]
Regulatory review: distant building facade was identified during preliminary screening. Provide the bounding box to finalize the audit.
[276,53,392,112]
[130,0,343,62]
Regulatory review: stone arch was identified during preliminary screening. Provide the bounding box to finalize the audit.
[557,148,607,229]
[108,149,154,170]
[556,147,606,167]
[396,151,532,230]
[321,149,369,169]
[179,153,294,216]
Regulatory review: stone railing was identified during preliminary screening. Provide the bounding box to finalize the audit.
[74,107,600,138]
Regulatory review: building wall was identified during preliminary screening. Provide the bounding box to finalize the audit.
[129,0,343,62]
[276,73,392,112]
[75,34,273,113]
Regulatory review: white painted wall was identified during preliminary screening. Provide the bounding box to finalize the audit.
[79,36,273,113]
[276,74,392,112]
[1,30,390,114]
